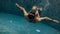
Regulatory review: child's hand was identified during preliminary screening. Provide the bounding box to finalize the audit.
[37,7,43,11]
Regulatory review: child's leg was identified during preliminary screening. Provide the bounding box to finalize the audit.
[35,10,40,18]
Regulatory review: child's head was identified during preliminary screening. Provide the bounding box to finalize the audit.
[32,6,37,10]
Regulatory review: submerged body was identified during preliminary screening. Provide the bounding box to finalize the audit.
[16,3,59,23]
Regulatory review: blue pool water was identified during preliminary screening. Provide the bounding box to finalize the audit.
[0,0,60,34]
[0,13,60,34]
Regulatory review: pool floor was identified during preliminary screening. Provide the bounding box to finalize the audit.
[0,13,60,34]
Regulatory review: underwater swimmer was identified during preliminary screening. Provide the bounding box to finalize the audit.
[16,3,59,23]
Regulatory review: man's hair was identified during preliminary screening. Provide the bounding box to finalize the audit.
[30,11,35,15]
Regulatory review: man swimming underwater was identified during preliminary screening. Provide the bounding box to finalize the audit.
[16,3,59,23]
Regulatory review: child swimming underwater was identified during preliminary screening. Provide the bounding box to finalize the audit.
[16,3,59,23]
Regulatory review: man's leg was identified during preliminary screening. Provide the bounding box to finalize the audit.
[16,3,28,16]
[39,17,59,23]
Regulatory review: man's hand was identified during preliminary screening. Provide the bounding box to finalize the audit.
[16,3,25,10]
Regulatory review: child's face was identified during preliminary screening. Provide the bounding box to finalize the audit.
[32,6,37,10]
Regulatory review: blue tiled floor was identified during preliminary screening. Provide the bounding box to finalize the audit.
[0,13,60,34]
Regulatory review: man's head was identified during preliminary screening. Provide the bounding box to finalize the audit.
[32,6,37,10]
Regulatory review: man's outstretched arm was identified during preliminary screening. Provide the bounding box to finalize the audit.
[16,3,26,11]
[39,17,59,23]
[16,3,28,16]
